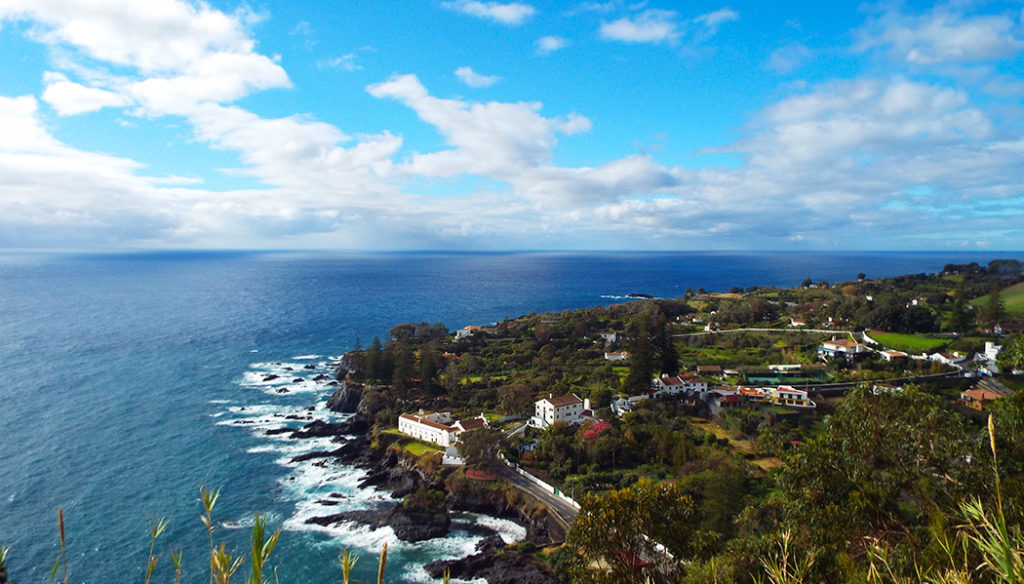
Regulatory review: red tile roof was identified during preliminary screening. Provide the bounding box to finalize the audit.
[545,394,583,407]
[456,418,486,431]
[962,388,1006,402]
[400,413,454,432]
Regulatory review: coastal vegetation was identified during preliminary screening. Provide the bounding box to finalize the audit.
[4,259,1024,584]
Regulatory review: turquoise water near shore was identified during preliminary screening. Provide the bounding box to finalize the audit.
[0,250,1008,583]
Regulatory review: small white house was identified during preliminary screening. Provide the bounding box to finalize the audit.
[986,342,1003,362]
[598,331,618,344]
[604,351,629,361]
[819,338,870,360]
[531,394,587,428]
[611,394,648,416]
[767,386,815,408]
[454,325,482,340]
[930,352,966,366]
[879,349,908,362]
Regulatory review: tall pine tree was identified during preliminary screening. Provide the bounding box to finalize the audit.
[623,320,653,393]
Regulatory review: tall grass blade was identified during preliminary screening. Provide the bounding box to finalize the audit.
[248,515,280,584]
[200,486,221,584]
[339,549,359,584]
[145,517,168,584]
[171,546,183,584]
[377,544,388,584]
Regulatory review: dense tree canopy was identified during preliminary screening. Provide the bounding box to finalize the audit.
[776,386,983,554]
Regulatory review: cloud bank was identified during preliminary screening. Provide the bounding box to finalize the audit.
[0,0,1021,250]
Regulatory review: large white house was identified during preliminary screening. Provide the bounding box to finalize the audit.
[399,412,457,447]
[398,411,488,447]
[531,394,588,428]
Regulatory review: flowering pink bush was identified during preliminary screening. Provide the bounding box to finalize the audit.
[581,419,612,442]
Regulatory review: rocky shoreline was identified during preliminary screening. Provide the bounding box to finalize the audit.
[267,374,560,583]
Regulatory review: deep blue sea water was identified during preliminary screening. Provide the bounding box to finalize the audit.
[0,250,1012,583]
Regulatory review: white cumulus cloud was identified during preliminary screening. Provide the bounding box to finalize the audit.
[455,66,502,88]
[600,9,679,44]
[441,1,536,26]
[856,5,1024,64]
[535,35,569,55]
[41,72,132,115]
[693,8,738,32]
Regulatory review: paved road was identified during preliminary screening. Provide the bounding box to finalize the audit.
[493,460,580,530]
[672,327,854,338]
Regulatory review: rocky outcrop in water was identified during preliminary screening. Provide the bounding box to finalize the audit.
[287,415,369,439]
[307,486,451,542]
[423,536,560,584]
[307,504,450,542]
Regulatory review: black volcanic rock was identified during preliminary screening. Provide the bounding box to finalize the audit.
[326,382,363,413]
[306,500,450,542]
[290,419,352,439]
[423,544,560,584]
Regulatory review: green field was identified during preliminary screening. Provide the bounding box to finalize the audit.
[970,281,1024,315]
[402,441,441,456]
[379,430,444,456]
[867,331,948,352]
[1000,282,1024,314]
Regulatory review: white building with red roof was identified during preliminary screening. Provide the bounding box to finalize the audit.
[819,337,870,361]
[654,374,708,395]
[398,411,488,447]
[531,394,588,428]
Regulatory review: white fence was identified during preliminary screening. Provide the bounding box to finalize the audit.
[499,453,581,510]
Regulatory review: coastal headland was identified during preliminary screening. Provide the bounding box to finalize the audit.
[264,258,1024,583]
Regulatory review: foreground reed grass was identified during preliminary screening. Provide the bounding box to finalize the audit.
[5,415,1017,584]
[0,487,432,584]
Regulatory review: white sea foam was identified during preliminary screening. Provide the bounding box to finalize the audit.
[288,518,399,551]
[238,360,337,396]
[394,533,493,584]
[208,399,232,404]
[454,512,527,543]
[217,404,320,434]
[221,357,526,578]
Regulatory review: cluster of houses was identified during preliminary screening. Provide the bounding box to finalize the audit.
[609,372,817,416]
[820,335,1016,378]
[396,326,1018,456]
[818,336,970,368]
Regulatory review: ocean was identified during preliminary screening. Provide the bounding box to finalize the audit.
[0,250,1008,583]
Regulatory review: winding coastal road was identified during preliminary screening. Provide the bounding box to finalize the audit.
[495,460,580,527]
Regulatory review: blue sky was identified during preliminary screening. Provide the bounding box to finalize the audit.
[1,0,1023,251]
